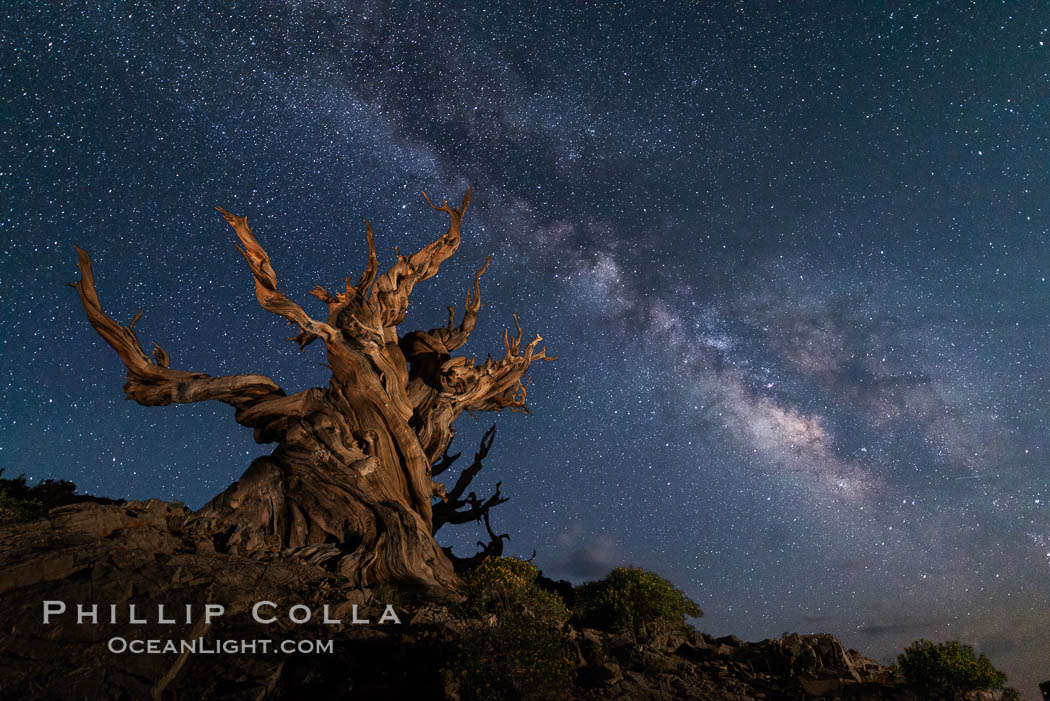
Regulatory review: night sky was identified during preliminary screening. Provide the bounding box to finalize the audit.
[5,1,1048,695]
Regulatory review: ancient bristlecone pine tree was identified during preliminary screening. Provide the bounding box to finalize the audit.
[71,189,551,593]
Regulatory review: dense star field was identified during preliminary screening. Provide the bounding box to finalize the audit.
[4,2,1048,695]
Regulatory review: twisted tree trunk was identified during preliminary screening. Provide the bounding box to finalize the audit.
[71,189,551,595]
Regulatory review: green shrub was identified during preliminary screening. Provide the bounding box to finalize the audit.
[456,614,575,701]
[452,557,574,700]
[458,556,570,625]
[0,490,44,524]
[572,566,702,636]
[0,469,116,518]
[368,582,405,610]
[897,639,1007,699]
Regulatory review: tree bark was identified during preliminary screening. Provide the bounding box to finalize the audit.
[71,189,551,595]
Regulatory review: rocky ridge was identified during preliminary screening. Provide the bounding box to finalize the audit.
[0,500,1007,700]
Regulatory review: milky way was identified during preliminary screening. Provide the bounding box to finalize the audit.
[4,2,1048,695]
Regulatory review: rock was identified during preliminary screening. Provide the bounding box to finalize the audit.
[407,602,455,627]
[635,648,680,674]
[0,501,452,700]
[578,627,925,701]
[578,661,623,687]
[582,627,604,646]
[0,500,943,701]
[332,590,368,614]
[676,638,714,662]
[799,676,845,696]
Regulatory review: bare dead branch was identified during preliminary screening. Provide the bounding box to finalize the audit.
[441,508,510,573]
[432,425,506,533]
[371,188,472,327]
[353,220,379,298]
[70,246,283,408]
[428,256,491,352]
[437,316,556,415]
[431,446,462,478]
[216,207,339,350]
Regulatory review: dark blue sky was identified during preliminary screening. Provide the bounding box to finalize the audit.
[4,2,1048,695]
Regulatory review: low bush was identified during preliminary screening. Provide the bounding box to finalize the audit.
[456,614,575,701]
[897,639,1007,700]
[0,490,44,524]
[457,556,570,625]
[572,566,702,636]
[452,557,574,701]
[0,470,117,522]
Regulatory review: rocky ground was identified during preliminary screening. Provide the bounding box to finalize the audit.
[0,500,1009,700]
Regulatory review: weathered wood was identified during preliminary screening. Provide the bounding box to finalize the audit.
[72,190,551,595]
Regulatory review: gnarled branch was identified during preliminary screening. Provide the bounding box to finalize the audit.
[441,509,511,573]
[371,187,472,328]
[442,315,556,415]
[354,219,379,299]
[429,256,490,352]
[70,246,283,408]
[306,221,389,349]
[216,207,340,350]
[431,446,461,478]
[432,425,506,533]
